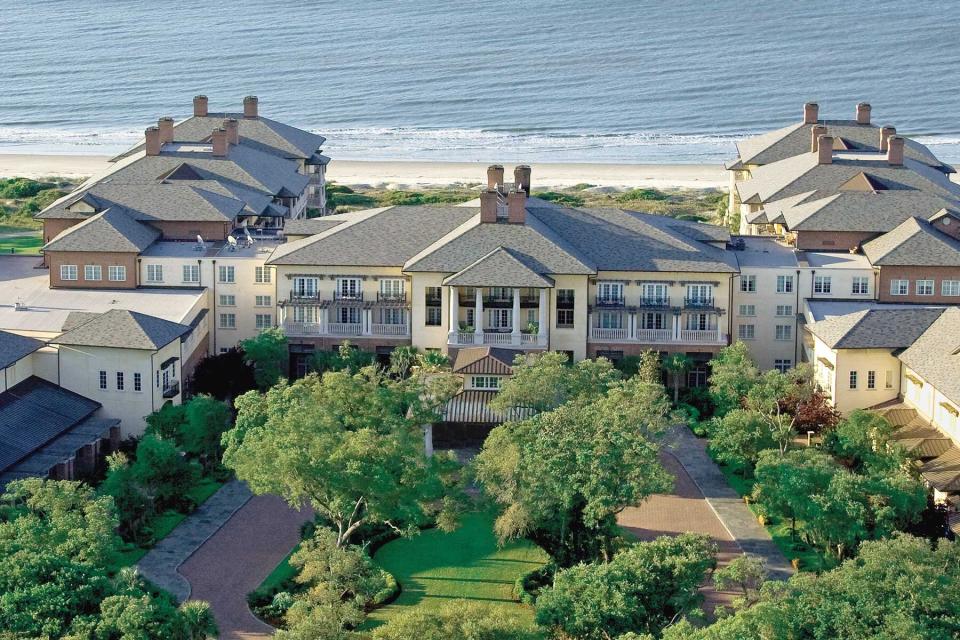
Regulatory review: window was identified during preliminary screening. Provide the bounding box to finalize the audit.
[890,279,909,296]
[596,282,623,303]
[116,372,124,391]
[60,264,78,281]
[218,265,235,283]
[774,359,792,373]
[219,294,236,306]
[598,311,623,329]
[379,278,404,299]
[557,289,575,306]
[775,304,793,317]
[336,277,361,299]
[255,295,272,307]
[639,312,667,330]
[293,306,317,323]
[254,266,271,284]
[465,308,475,327]
[556,308,575,328]
[472,376,501,390]
[641,283,668,302]
[943,280,960,296]
[916,279,934,296]
[686,284,712,304]
[381,308,403,325]
[219,313,236,329]
[146,264,163,282]
[108,265,126,281]
[99,370,107,390]
[490,308,512,329]
[852,276,869,295]
[885,370,894,389]
[182,264,200,283]
[686,313,709,331]
[776,275,794,293]
[867,370,876,390]
[849,370,858,390]
[775,325,792,341]
[134,372,142,392]
[84,265,101,281]
[337,307,360,324]
[738,324,755,340]
[425,286,442,305]
[292,276,318,297]
[740,275,756,292]
[255,314,272,329]
[738,304,756,316]
[813,275,832,294]
[426,307,443,326]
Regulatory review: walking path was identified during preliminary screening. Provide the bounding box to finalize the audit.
[664,425,794,580]
[137,480,253,602]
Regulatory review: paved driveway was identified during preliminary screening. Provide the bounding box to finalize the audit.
[179,495,313,640]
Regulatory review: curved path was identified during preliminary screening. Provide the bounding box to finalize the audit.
[179,495,313,639]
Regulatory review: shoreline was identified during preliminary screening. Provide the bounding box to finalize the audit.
[0,154,728,190]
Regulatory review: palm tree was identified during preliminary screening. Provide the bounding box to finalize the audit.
[663,353,693,405]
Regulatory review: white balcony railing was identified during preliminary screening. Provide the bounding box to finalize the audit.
[591,327,627,341]
[589,327,724,345]
[680,329,719,342]
[448,331,547,348]
[372,324,409,336]
[327,322,364,336]
[635,328,672,342]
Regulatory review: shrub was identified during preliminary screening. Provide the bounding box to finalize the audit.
[617,188,668,202]
[532,190,585,206]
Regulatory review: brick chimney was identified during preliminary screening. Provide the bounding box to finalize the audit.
[145,126,161,156]
[193,95,208,117]
[856,102,871,125]
[224,118,239,145]
[817,135,833,164]
[514,165,531,194]
[879,126,896,152]
[243,96,259,119]
[810,124,828,152]
[480,189,498,223]
[487,164,504,192]
[803,102,819,125]
[211,128,229,157]
[508,190,526,224]
[158,117,174,144]
[887,136,905,166]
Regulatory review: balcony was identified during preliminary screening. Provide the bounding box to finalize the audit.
[372,323,408,336]
[638,296,671,309]
[589,325,725,345]
[283,321,410,339]
[162,381,180,399]
[448,330,546,348]
[594,295,626,308]
[376,292,407,303]
[333,291,364,302]
[684,297,715,309]
[288,292,320,304]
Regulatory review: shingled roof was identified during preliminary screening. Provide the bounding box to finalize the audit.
[0,330,44,369]
[808,308,945,349]
[52,309,191,350]
[444,247,555,288]
[899,308,960,406]
[862,218,960,266]
[43,206,160,253]
[452,347,518,375]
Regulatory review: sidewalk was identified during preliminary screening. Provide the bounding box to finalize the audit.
[665,425,794,580]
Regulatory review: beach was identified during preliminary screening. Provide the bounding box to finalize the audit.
[0,154,727,190]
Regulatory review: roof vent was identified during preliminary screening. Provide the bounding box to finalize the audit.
[14,301,27,311]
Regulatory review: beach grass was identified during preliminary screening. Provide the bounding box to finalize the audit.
[363,511,548,629]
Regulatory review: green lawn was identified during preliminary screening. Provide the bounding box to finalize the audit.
[0,234,42,255]
[364,511,548,629]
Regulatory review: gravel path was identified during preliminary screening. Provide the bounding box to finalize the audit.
[179,495,313,640]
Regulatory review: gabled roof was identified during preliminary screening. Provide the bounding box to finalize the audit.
[443,247,555,288]
[899,308,960,406]
[43,206,160,253]
[732,120,951,172]
[0,330,44,369]
[452,347,518,375]
[862,217,960,266]
[808,308,945,349]
[51,309,191,350]
[111,113,326,162]
[282,217,346,237]
[0,376,100,472]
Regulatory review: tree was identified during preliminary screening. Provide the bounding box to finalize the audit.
[824,410,907,473]
[712,555,766,608]
[708,409,778,472]
[489,351,621,414]
[222,368,461,547]
[240,327,289,389]
[131,435,199,511]
[637,349,663,385]
[98,452,154,543]
[708,343,759,417]
[476,376,673,566]
[663,353,693,404]
[535,533,716,639]
[278,528,387,638]
[181,395,231,470]
[311,341,376,374]
[791,389,840,435]
[373,600,540,640]
[145,402,188,441]
[189,348,256,401]
[752,448,837,539]
[744,369,810,455]
[664,535,960,640]
[388,345,419,378]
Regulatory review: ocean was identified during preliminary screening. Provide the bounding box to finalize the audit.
[2,0,960,163]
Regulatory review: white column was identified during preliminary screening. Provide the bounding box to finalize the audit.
[449,286,459,339]
[474,288,484,344]
[715,314,722,342]
[672,314,680,341]
[512,287,521,345]
[628,313,636,340]
[538,289,548,344]
[363,308,372,335]
[320,307,328,334]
